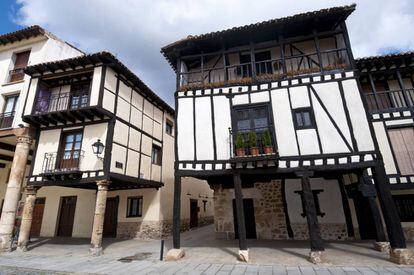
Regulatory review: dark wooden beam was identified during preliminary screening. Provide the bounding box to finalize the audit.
[372,163,406,248]
[173,175,181,249]
[296,170,324,251]
[233,172,247,251]
[0,142,33,155]
[0,163,5,168]
[0,154,30,165]
[338,176,354,238]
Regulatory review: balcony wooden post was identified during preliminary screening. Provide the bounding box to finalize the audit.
[368,73,381,110]
[396,69,411,107]
[340,21,356,68]
[313,30,323,73]
[249,41,256,80]
[278,35,287,75]
[0,130,33,252]
[17,186,38,252]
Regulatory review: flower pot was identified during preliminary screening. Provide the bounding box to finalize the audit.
[264,146,274,154]
[236,148,245,157]
[250,147,259,156]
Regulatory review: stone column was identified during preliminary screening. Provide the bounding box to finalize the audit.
[17,186,38,252]
[0,132,33,252]
[89,180,109,256]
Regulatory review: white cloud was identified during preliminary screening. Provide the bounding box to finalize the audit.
[12,0,414,105]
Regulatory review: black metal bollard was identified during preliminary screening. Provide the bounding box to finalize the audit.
[160,239,164,261]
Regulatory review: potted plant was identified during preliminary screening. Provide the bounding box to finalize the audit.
[235,132,245,157]
[262,130,274,154]
[248,131,259,156]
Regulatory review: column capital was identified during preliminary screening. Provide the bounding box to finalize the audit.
[96,180,110,190]
[25,185,38,196]
[16,135,33,145]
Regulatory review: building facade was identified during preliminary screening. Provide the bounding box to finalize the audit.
[162,5,411,264]
[0,26,83,252]
[0,30,213,255]
[357,52,414,240]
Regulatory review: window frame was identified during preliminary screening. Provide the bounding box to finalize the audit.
[231,103,273,132]
[151,145,162,166]
[292,107,316,130]
[165,119,174,136]
[126,196,143,218]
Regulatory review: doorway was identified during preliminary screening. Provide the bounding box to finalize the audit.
[190,199,198,228]
[30,198,46,237]
[233,198,257,239]
[353,195,377,239]
[57,196,77,237]
[103,197,119,238]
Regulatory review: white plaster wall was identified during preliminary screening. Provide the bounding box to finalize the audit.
[32,129,61,175]
[80,123,107,171]
[195,97,214,160]
[250,91,269,104]
[110,143,126,174]
[373,122,398,174]
[214,96,232,160]
[177,98,194,161]
[342,79,375,151]
[89,66,102,106]
[271,88,298,156]
[285,178,346,224]
[297,129,320,155]
[289,86,310,108]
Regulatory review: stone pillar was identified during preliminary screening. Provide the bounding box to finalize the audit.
[89,180,109,256]
[0,132,33,252]
[166,175,185,261]
[296,170,326,264]
[17,186,38,252]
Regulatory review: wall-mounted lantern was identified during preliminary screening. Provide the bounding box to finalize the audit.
[92,139,105,160]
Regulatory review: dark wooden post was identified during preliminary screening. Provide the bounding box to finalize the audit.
[233,172,247,251]
[396,69,411,107]
[172,175,182,249]
[371,163,406,249]
[337,177,355,238]
[296,170,324,252]
[313,30,323,73]
[368,73,381,110]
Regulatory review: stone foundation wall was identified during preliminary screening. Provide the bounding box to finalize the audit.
[403,226,414,240]
[291,223,351,240]
[117,216,213,239]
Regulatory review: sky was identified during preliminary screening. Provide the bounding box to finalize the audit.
[1,0,414,106]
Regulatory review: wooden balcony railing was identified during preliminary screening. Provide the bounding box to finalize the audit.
[42,150,84,174]
[0,111,14,129]
[364,89,414,112]
[8,68,25,83]
[34,91,89,114]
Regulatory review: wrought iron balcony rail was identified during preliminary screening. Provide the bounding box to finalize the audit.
[33,91,89,114]
[364,88,414,112]
[229,126,277,158]
[179,48,350,89]
[8,68,25,83]
[0,111,15,129]
[41,150,84,174]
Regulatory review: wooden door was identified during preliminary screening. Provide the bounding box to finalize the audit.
[190,199,198,228]
[30,198,46,237]
[57,196,77,237]
[233,198,257,239]
[59,131,83,170]
[103,197,119,238]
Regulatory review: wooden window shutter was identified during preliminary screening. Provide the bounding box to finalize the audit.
[14,51,31,69]
[389,128,414,175]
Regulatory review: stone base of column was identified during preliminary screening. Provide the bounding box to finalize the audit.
[390,248,414,265]
[309,250,327,264]
[373,242,390,252]
[0,235,13,253]
[165,248,185,261]
[238,249,249,262]
[89,246,103,256]
[16,242,28,252]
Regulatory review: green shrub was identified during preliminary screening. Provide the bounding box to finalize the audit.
[262,130,272,147]
[248,131,257,148]
[235,132,244,149]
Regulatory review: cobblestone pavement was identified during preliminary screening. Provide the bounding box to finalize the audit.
[0,225,413,274]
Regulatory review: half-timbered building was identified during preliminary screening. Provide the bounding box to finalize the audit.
[162,5,411,264]
[0,26,83,252]
[357,52,414,242]
[6,51,213,255]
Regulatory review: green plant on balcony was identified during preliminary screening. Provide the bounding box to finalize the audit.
[262,130,274,154]
[248,131,259,156]
[235,132,245,157]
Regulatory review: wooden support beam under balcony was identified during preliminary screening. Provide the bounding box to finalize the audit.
[78,109,94,121]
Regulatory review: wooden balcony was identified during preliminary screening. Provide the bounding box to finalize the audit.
[40,149,84,181]
[0,111,14,129]
[364,88,414,113]
[23,91,109,126]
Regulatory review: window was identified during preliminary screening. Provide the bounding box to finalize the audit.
[203,200,207,212]
[58,130,83,170]
[9,50,30,82]
[151,145,162,165]
[0,94,19,128]
[166,120,174,135]
[127,197,143,217]
[293,108,315,130]
[294,189,325,218]
[234,105,270,132]
[388,127,414,175]
[394,195,414,222]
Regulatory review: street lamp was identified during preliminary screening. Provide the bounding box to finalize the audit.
[92,139,105,159]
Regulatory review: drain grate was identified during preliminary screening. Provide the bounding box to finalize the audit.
[118,252,152,262]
